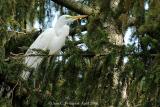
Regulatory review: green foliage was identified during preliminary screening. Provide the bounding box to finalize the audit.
[0,0,160,107]
[87,15,109,53]
[0,0,46,30]
[139,1,160,35]
[122,1,160,106]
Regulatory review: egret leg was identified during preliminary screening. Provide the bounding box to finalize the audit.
[47,56,52,64]
[46,55,53,69]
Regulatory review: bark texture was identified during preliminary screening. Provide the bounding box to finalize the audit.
[52,0,98,15]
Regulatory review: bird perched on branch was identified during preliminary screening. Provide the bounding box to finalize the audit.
[21,15,88,80]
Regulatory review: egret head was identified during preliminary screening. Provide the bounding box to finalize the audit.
[58,15,88,25]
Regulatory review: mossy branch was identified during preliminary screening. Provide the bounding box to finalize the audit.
[52,0,98,15]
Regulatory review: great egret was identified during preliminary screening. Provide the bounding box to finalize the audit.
[21,15,87,80]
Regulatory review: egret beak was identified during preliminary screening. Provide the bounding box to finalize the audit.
[71,15,88,20]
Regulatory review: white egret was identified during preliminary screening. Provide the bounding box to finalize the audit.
[21,15,87,80]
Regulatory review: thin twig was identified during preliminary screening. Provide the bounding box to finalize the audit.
[10,81,19,104]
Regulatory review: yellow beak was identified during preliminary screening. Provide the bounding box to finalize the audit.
[71,15,88,20]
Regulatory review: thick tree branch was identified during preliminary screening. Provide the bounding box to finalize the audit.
[52,0,98,15]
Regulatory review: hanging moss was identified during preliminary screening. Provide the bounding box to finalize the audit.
[0,0,160,106]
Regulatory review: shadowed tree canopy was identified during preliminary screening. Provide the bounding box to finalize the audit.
[0,0,160,107]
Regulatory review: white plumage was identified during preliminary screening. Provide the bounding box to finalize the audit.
[21,15,87,80]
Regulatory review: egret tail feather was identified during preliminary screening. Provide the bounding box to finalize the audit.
[21,70,30,80]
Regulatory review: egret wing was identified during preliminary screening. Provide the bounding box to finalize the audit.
[25,28,56,68]
[48,25,69,55]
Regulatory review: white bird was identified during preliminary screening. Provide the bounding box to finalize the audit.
[21,15,87,80]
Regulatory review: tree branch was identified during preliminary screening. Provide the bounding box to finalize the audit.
[10,53,107,58]
[52,0,98,15]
